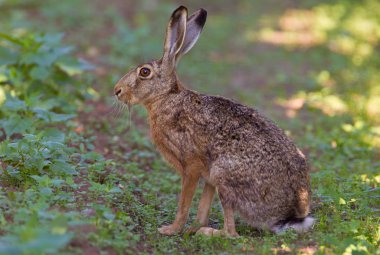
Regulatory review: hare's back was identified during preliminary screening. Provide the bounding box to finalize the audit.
[185,93,295,153]
[182,92,308,176]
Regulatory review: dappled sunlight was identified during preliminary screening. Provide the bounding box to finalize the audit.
[366,94,380,119]
[262,1,380,128]
[278,89,348,117]
[255,28,323,48]
[298,245,317,255]
[315,71,336,88]
[245,1,380,126]
[341,121,380,149]
[305,90,348,116]
[276,97,305,118]
[0,87,5,105]
[359,173,380,188]
[247,1,380,56]
[271,243,317,255]
[246,9,326,48]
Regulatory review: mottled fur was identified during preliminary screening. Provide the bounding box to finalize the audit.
[114,6,313,236]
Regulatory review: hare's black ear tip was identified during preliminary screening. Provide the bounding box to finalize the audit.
[176,5,188,13]
[196,8,208,26]
[172,6,188,18]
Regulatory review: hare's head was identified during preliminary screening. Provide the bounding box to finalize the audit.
[114,6,207,105]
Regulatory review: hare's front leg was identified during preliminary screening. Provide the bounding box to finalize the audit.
[186,182,215,233]
[158,172,200,235]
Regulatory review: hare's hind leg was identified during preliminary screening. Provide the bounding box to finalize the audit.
[222,204,239,236]
[195,161,239,237]
[186,182,216,233]
[196,198,239,237]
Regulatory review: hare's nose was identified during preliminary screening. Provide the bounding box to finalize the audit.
[115,87,122,97]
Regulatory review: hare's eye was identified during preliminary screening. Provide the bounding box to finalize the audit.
[139,67,151,78]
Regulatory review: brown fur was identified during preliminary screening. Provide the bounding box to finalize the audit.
[114,6,312,236]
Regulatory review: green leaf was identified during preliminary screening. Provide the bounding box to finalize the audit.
[21,51,56,67]
[50,160,77,175]
[109,187,123,193]
[39,128,65,143]
[0,32,24,46]
[36,33,64,46]
[21,46,71,67]
[0,46,18,65]
[33,108,75,123]
[30,66,50,80]
[31,175,54,187]
[0,231,73,255]
[51,179,64,187]
[56,58,94,76]
[41,141,65,150]
[40,187,53,195]
[82,152,104,161]
[0,115,33,136]
[1,95,26,111]
[103,212,116,221]
[48,112,75,122]
[38,98,61,110]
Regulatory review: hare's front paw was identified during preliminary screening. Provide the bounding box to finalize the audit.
[158,224,180,235]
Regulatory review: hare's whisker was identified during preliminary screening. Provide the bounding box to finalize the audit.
[127,103,133,131]
[111,99,123,118]
[111,102,120,117]
[109,97,119,116]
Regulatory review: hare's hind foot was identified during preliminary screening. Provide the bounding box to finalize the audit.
[196,227,221,236]
[186,183,216,234]
[196,227,239,237]
[195,202,239,237]
[158,224,182,235]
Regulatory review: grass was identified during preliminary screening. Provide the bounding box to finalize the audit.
[0,0,379,254]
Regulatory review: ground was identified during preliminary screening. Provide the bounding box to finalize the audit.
[0,0,379,254]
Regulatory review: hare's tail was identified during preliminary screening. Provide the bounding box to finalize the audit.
[271,216,315,234]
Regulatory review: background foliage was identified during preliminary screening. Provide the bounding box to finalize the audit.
[0,0,379,254]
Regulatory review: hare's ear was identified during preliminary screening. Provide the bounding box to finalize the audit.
[176,8,207,60]
[163,6,188,67]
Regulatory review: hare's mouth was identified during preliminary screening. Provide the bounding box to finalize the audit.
[114,87,131,104]
[115,93,127,103]
[117,95,130,105]
[117,93,135,106]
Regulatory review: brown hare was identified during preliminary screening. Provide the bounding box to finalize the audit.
[114,6,314,237]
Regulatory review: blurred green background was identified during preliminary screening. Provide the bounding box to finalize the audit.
[0,0,379,254]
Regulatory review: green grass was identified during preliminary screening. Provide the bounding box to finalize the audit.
[0,0,379,254]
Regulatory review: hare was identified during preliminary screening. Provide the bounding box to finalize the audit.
[114,6,314,237]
